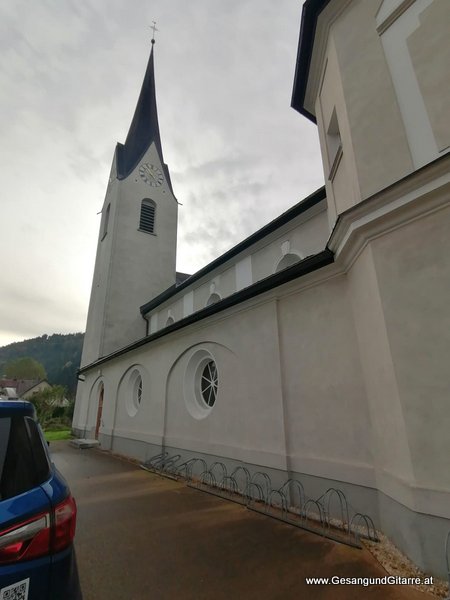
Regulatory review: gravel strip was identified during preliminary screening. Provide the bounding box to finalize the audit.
[364,533,448,598]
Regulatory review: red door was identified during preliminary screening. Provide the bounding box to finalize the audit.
[95,385,104,439]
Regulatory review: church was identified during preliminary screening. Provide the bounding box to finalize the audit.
[73,0,450,578]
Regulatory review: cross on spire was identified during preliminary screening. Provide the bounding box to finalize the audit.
[150,21,159,45]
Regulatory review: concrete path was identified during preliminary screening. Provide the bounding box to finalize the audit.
[51,441,431,600]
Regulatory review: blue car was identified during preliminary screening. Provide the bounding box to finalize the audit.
[0,400,82,599]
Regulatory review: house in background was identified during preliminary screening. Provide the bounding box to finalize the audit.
[21,380,52,400]
[0,378,51,399]
[73,0,450,578]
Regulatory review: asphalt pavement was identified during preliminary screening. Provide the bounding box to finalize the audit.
[50,441,431,600]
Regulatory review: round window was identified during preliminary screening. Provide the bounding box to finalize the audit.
[200,360,218,407]
[135,375,143,406]
[184,350,219,419]
[126,368,143,417]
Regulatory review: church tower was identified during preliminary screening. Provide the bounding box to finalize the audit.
[81,41,178,366]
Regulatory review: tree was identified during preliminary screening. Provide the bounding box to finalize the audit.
[4,357,47,380]
[29,385,67,428]
[0,332,84,394]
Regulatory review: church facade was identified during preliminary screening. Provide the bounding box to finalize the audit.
[73,0,450,577]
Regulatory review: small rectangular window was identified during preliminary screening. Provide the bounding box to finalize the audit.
[139,200,156,234]
[327,108,343,181]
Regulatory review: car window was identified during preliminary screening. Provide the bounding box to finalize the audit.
[0,415,51,501]
[25,417,51,484]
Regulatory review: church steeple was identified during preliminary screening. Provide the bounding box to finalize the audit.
[116,45,163,179]
[78,28,178,365]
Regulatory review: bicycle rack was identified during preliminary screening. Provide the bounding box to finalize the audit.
[141,450,379,548]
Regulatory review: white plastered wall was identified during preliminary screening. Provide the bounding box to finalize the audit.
[278,274,374,486]
[378,0,450,168]
[252,209,328,280]
[313,0,415,226]
[370,199,450,507]
[144,204,329,333]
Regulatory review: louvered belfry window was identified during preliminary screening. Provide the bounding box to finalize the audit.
[101,203,111,240]
[139,199,156,234]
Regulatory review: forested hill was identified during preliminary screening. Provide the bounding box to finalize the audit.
[0,333,84,396]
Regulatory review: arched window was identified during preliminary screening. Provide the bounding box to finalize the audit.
[95,382,104,439]
[206,292,221,307]
[139,199,156,234]
[101,203,111,240]
[275,253,302,272]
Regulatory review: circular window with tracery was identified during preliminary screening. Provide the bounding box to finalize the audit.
[200,360,218,407]
[184,349,219,419]
[125,368,144,417]
[135,376,143,406]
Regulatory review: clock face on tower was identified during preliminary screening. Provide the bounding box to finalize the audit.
[139,163,164,187]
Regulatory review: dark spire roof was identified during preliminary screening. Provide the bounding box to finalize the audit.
[116,45,164,179]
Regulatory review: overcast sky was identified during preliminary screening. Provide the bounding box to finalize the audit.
[0,0,324,347]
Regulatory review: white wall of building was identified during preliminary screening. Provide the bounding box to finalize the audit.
[74,0,450,578]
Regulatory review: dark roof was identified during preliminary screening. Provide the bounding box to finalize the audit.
[116,45,168,183]
[0,378,48,397]
[291,0,332,122]
[176,272,191,285]
[80,248,334,374]
[140,186,326,315]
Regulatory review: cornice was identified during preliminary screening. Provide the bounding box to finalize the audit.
[328,154,450,269]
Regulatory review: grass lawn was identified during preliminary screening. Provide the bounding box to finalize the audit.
[44,429,72,442]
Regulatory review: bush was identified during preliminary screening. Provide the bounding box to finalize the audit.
[43,420,72,431]
[52,406,65,419]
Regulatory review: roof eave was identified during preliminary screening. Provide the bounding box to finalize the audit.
[291,0,332,122]
[79,248,334,374]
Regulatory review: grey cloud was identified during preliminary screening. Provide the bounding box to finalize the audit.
[0,0,324,345]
